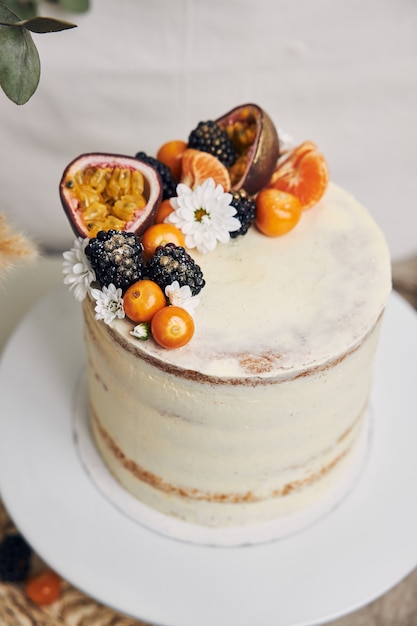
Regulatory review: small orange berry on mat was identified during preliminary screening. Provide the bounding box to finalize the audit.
[153,198,175,224]
[268,141,329,209]
[141,223,185,258]
[180,149,231,191]
[255,188,302,237]
[25,570,61,606]
[151,306,194,349]
[157,140,187,181]
[124,279,166,323]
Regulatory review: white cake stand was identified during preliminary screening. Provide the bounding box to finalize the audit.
[0,287,417,626]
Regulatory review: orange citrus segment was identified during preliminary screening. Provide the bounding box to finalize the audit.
[180,149,231,191]
[268,141,329,209]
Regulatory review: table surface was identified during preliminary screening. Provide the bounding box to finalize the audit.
[0,254,417,626]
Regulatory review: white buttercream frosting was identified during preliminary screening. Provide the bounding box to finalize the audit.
[83,181,391,534]
[111,182,391,379]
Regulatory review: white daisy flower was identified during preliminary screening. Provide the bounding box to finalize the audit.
[167,177,241,254]
[62,237,95,302]
[130,323,150,340]
[90,284,125,325]
[165,281,201,316]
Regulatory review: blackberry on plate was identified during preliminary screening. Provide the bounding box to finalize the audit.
[85,230,144,291]
[229,189,256,238]
[188,120,236,168]
[146,244,205,296]
[0,534,32,583]
[135,151,177,200]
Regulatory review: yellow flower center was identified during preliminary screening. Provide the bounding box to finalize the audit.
[194,208,209,222]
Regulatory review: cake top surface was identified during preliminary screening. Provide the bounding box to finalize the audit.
[60,104,391,380]
[109,182,391,379]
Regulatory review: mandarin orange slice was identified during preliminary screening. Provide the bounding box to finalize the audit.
[180,149,231,191]
[268,141,329,209]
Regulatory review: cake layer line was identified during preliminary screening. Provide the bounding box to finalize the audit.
[91,407,362,504]
[87,305,384,386]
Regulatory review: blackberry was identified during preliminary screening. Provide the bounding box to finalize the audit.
[229,189,256,238]
[85,230,144,291]
[135,151,177,200]
[146,244,205,296]
[188,120,236,168]
[0,534,32,583]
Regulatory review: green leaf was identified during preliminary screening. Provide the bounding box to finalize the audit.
[0,24,40,104]
[0,0,38,20]
[0,2,21,24]
[10,15,77,32]
[60,0,89,13]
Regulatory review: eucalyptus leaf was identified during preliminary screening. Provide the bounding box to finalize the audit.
[0,0,38,20]
[0,24,40,104]
[11,15,76,32]
[60,0,89,13]
[0,2,20,24]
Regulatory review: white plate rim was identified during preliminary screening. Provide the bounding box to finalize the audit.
[0,286,417,626]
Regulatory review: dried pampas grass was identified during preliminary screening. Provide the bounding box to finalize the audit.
[0,214,39,280]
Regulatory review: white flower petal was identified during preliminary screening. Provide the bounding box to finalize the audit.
[167,178,239,253]
[164,281,201,315]
[130,323,150,340]
[62,238,95,302]
[91,283,125,325]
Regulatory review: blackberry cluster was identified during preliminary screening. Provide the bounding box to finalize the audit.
[146,244,205,296]
[0,534,32,583]
[229,189,256,238]
[188,121,236,168]
[135,151,177,200]
[85,230,144,291]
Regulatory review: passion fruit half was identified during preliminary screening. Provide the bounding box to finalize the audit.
[59,153,162,239]
[216,104,280,195]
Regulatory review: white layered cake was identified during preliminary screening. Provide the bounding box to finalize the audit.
[81,181,391,530]
[60,105,391,540]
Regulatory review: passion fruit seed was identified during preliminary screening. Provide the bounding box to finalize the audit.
[65,166,147,238]
[60,153,162,239]
[216,103,280,195]
[223,113,257,186]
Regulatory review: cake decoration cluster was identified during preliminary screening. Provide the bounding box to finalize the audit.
[61,103,329,349]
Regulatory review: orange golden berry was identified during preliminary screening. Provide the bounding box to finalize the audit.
[153,198,175,224]
[151,305,194,349]
[141,223,185,258]
[156,140,187,181]
[25,571,61,606]
[255,188,302,237]
[123,279,166,323]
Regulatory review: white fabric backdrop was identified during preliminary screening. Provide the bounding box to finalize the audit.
[0,0,416,259]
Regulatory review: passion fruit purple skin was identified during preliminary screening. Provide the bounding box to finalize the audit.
[216,103,280,196]
[59,152,163,239]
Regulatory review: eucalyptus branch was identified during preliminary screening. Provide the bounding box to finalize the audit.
[0,17,77,32]
[0,2,77,105]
